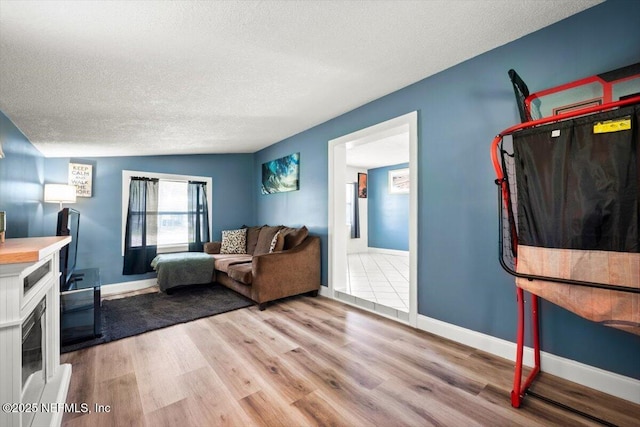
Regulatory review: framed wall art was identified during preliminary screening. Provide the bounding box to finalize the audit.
[388,168,409,194]
[69,162,93,197]
[261,153,300,194]
[357,173,367,198]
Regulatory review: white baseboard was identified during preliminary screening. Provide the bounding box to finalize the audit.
[318,285,331,298]
[101,278,157,296]
[417,314,640,404]
[367,247,409,256]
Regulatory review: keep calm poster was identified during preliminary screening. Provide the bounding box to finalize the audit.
[69,163,93,197]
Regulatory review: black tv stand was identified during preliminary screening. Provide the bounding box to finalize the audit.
[60,268,102,345]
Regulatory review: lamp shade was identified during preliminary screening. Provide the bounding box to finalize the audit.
[44,184,77,205]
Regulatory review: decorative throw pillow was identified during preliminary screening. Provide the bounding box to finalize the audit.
[220,228,247,254]
[278,226,296,243]
[284,226,309,250]
[253,225,283,256]
[269,231,285,253]
[241,225,264,255]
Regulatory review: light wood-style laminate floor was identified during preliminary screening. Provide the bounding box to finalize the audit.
[61,295,640,426]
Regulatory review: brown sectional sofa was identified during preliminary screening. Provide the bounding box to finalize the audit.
[204,225,321,310]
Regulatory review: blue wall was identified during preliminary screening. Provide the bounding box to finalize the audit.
[1,0,638,380]
[254,136,329,284]
[44,154,254,286]
[368,163,409,251]
[254,0,640,379]
[0,111,44,238]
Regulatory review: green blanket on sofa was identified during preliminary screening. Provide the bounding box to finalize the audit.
[151,252,214,292]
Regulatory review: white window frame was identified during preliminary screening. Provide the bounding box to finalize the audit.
[121,170,213,255]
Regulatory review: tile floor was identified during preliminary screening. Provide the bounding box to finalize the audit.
[335,251,410,312]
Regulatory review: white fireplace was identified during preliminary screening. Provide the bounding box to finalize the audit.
[0,237,72,427]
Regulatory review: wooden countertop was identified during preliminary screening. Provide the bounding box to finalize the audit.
[0,236,71,265]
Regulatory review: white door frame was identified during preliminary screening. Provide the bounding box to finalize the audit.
[328,111,418,326]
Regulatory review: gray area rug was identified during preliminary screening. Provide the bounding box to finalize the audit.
[61,284,253,353]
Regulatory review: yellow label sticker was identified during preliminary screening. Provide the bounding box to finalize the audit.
[593,116,631,134]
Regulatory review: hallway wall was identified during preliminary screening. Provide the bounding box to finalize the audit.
[368,162,409,251]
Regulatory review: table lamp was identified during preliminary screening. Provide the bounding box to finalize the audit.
[44,184,77,210]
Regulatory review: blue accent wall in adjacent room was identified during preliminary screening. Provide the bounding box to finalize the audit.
[44,154,254,286]
[254,0,640,379]
[0,111,44,238]
[368,163,409,251]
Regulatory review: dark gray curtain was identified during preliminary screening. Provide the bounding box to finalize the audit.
[123,177,159,275]
[351,182,360,238]
[188,181,210,252]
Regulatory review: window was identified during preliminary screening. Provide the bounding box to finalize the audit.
[122,171,212,254]
[157,180,188,246]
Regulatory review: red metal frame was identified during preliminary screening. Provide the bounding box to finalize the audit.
[524,71,640,119]
[490,94,640,408]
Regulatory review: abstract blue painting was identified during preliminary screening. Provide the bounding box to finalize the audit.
[261,153,300,194]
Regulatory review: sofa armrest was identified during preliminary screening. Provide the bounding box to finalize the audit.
[251,236,321,304]
[204,241,221,254]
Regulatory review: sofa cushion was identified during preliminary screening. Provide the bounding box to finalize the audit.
[242,225,264,255]
[220,228,247,254]
[278,226,296,243]
[213,255,252,273]
[253,225,283,255]
[211,254,249,261]
[283,226,309,250]
[269,230,285,253]
[227,263,253,285]
[204,241,221,254]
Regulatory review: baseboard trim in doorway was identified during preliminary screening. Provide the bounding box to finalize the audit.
[331,289,410,323]
[367,247,409,256]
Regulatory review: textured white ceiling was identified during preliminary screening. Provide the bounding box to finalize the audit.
[0,0,602,158]
[346,132,409,170]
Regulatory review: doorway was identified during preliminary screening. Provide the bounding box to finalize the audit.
[328,111,418,326]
